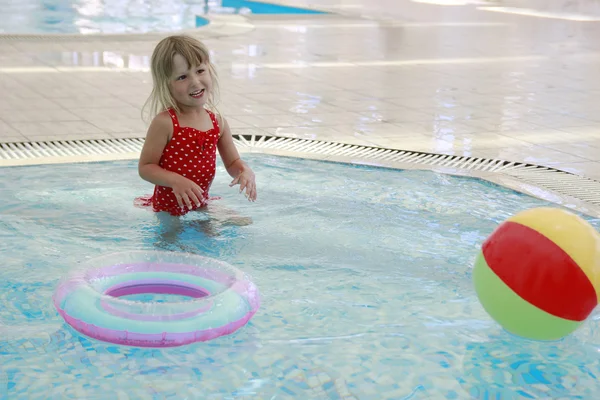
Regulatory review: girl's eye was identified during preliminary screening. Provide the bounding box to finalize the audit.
[197,69,205,74]
[177,75,186,80]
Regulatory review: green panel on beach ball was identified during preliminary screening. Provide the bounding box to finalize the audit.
[473,251,582,341]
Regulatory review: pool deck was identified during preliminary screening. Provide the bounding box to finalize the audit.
[1,0,600,180]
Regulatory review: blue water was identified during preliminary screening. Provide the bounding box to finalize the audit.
[0,0,326,35]
[220,0,326,14]
[196,0,326,27]
[1,154,600,399]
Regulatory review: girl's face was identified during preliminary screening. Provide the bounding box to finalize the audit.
[169,53,213,110]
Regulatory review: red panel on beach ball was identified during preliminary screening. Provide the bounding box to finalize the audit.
[482,221,597,322]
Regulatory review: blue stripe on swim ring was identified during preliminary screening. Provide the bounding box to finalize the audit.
[59,272,252,335]
[53,251,261,347]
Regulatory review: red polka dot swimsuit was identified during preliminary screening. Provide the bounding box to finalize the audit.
[135,108,221,216]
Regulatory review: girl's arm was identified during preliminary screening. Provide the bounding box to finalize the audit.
[217,118,257,202]
[138,112,179,187]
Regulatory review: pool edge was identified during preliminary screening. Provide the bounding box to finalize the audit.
[265,149,600,219]
[1,135,600,218]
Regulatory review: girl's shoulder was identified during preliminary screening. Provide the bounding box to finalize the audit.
[155,109,175,123]
[147,110,175,141]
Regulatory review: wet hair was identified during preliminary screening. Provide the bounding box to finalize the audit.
[142,35,221,123]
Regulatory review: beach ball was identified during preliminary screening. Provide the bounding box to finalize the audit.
[473,207,600,341]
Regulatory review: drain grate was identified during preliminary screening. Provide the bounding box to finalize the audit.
[0,138,144,158]
[1,135,599,208]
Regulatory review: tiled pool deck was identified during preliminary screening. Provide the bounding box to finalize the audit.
[1,0,599,179]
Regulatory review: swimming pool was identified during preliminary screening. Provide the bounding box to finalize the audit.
[0,0,326,35]
[1,154,600,398]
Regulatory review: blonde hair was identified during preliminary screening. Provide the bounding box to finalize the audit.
[142,35,221,124]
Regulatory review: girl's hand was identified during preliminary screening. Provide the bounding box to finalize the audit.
[172,176,205,210]
[230,169,257,202]
[217,117,257,202]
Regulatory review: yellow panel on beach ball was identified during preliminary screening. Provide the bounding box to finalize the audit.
[507,207,600,296]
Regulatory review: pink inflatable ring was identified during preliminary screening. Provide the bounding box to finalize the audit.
[53,250,260,347]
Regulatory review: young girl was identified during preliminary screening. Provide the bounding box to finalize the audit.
[135,35,257,217]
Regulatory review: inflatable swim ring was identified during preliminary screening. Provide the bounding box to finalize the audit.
[53,250,260,347]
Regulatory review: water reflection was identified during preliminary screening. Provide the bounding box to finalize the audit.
[150,204,252,258]
[0,0,229,34]
[461,333,600,398]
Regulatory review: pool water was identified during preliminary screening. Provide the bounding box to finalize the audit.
[1,154,600,399]
[0,0,326,35]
